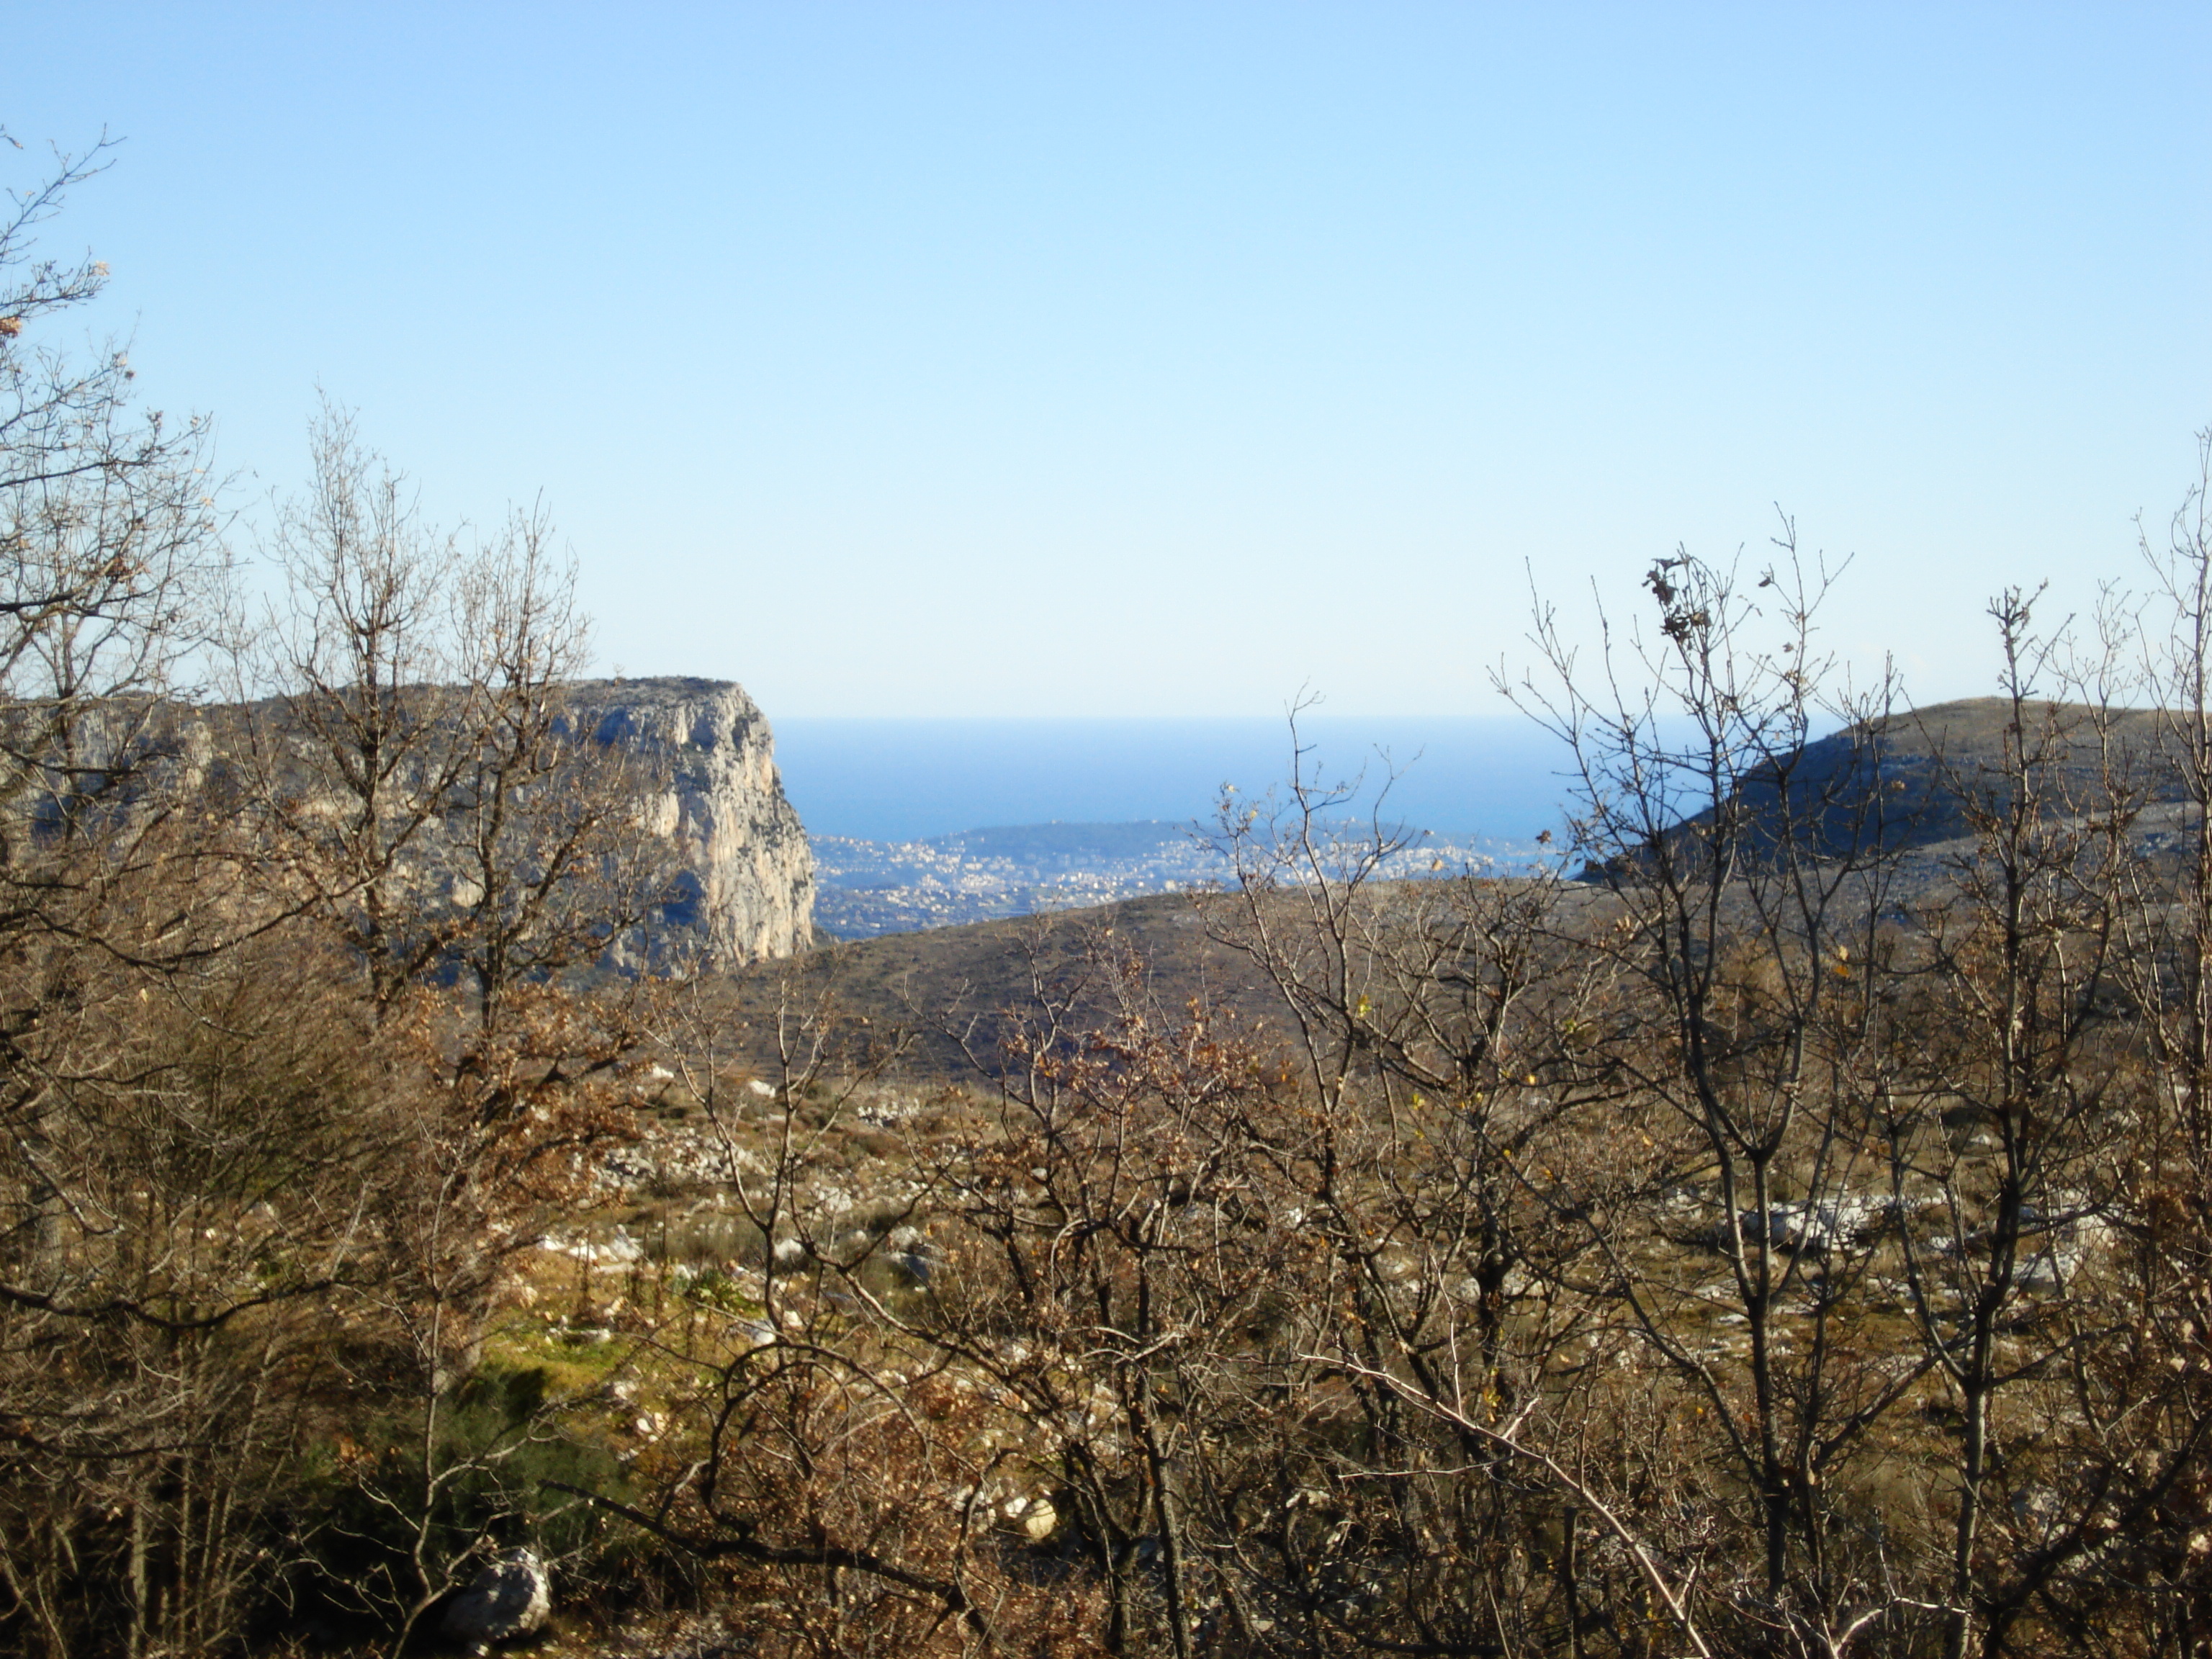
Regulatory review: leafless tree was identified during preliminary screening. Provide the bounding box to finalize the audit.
[238,403,665,1026]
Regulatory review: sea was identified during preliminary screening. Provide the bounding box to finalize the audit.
[769,716,1576,845]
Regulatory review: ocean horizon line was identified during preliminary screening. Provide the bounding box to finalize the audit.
[770,714,1578,844]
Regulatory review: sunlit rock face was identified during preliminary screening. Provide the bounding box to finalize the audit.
[3,676,817,971]
[562,677,816,966]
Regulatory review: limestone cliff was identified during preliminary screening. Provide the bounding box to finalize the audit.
[8,676,814,970]
[562,677,815,965]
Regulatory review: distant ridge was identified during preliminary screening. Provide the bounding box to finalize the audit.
[1596,697,2183,876]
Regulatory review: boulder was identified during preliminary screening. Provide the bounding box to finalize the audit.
[440,1547,552,1647]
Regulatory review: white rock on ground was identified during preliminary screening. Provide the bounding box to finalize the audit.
[440,1547,552,1647]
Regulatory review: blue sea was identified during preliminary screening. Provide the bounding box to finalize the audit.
[769,716,1577,844]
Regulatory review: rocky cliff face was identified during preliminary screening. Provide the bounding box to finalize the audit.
[6,676,816,971]
[562,677,815,966]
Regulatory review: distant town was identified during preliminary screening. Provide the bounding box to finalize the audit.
[810,819,1537,938]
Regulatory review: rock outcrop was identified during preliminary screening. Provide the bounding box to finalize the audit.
[439,1547,552,1647]
[4,675,815,971]
[562,677,815,965]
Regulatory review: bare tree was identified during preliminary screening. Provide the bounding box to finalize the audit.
[238,403,665,1025]
[0,137,338,1659]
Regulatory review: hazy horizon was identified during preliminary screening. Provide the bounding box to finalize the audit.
[770,714,1577,842]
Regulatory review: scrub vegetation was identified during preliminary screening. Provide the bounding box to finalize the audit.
[11,138,2212,1659]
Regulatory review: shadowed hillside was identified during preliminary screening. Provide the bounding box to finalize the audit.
[739,697,2209,1084]
[1583,696,2188,881]
[716,889,1282,1080]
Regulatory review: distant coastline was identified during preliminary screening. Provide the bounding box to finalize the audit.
[809,819,1537,940]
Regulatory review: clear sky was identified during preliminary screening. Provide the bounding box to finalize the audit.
[9,4,2208,717]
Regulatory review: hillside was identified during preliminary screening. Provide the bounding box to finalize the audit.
[1774,696,2172,845]
[1579,696,2191,881]
[739,697,2212,1084]
[715,887,1282,1079]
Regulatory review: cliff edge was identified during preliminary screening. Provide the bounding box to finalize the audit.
[562,677,815,965]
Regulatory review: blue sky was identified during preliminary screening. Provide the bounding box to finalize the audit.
[9,3,2208,716]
